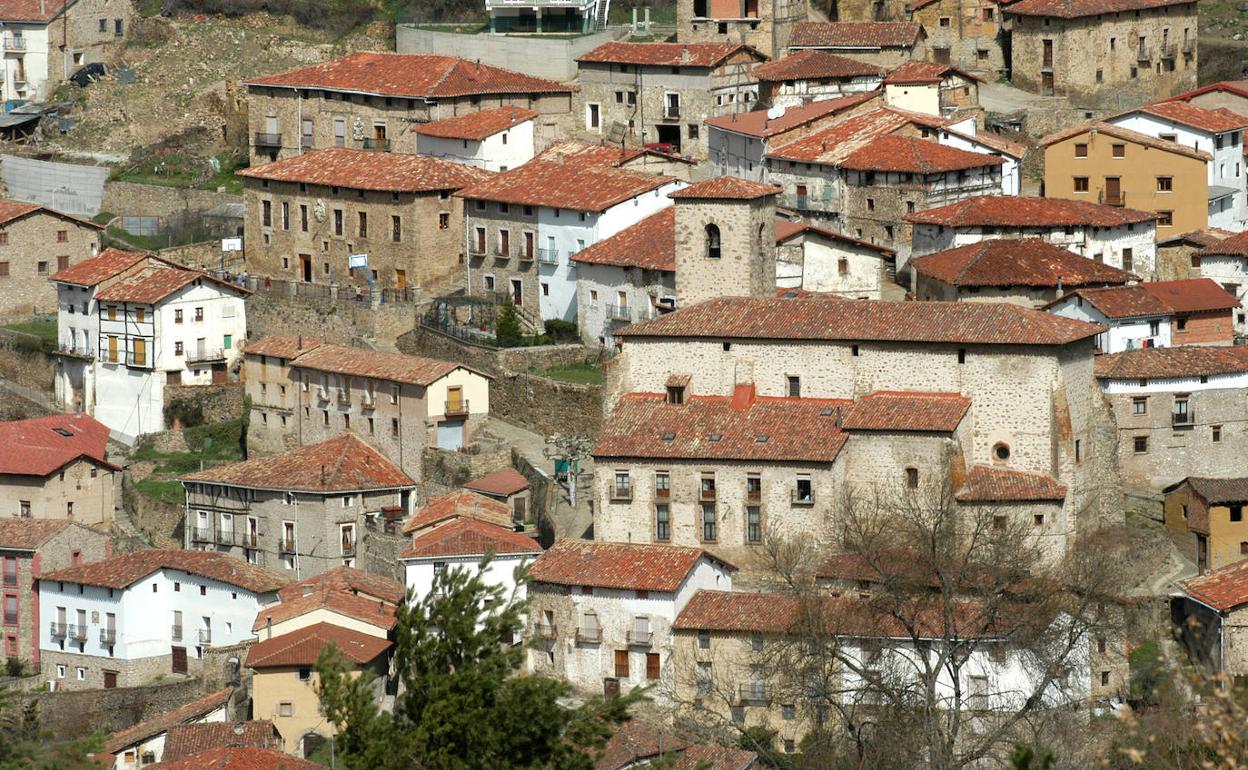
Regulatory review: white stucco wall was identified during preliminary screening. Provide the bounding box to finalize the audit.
[1047,295,1171,353]
[574,262,674,346]
[415,119,536,172]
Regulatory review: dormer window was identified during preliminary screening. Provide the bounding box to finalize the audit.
[666,386,684,404]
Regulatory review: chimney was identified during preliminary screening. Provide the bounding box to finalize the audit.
[730,382,756,410]
[296,335,302,351]
[556,151,565,164]
[1056,275,1064,298]
[834,406,843,428]
[320,464,326,487]
[680,47,691,63]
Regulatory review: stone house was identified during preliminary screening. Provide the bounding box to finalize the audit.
[881,60,981,118]
[526,540,734,700]
[412,106,538,172]
[0,519,108,672]
[539,140,700,181]
[243,52,575,164]
[906,195,1158,272]
[402,518,541,604]
[456,157,683,326]
[181,434,416,576]
[463,467,532,523]
[787,21,927,68]
[103,686,237,770]
[1002,0,1198,106]
[773,219,896,298]
[575,42,767,160]
[1164,477,1248,575]
[1166,80,1248,117]
[38,550,288,690]
[675,0,808,59]
[753,51,884,108]
[1096,348,1248,494]
[1046,278,1239,353]
[239,147,491,295]
[1191,230,1248,332]
[1175,559,1248,677]
[400,488,515,537]
[0,200,100,321]
[910,238,1136,307]
[905,0,1005,77]
[243,336,493,482]
[0,0,134,102]
[0,412,117,524]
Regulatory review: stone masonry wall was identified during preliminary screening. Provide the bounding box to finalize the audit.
[102,182,241,220]
[0,212,101,321]
[17,677,214,739]
[245,291,417,346]
[164,383,244,426]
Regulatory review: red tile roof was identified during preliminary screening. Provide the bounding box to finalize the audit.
[1165,80,1248,104]
[243,335,322,360]
[41,550,289,593]
[1004,0,1194,18]
[789,21,922,49]
[1094,346,1248,380]
[0,519,75,551]
[162,722,283,762]
[884,60,982,84]
[840,134,1003,173]
[1039,121,1212,162]
[456,160,674,212]
[245,51,572,97]
[955,466,1067,502]
[592,391,851,463]
[597,721,692,770]
[904,195,1157,227]
[1171,477,1248,509]
[754,50,882,81]
[841,391,971,432]
[278,566,405,604]
[0,412,115,477]
[577,41,763,68]
[105,687,236,753]
[529,541,731,592]
[252,586,397,633]
[238,147,491,193]
[945,126,1027,159]
[182,434,413,493]
[0,0,68,21]
[402,489,514,535]
[1196,229,1248,257]
[412,106,538,141]
[149,747,327,770]
[401,517,540,559]
[1132,100,1248,133]
[48,247,152,287]
[535,140,694,169]
[1181,559,1248,612]
[94,266,247,305]
[0,199,100,229]
[668,745,758,770]
[245,622,391,668]
[1059,278,1240,319]
[706,91,879,138]
[669,177,781,200]
[570,208,675,271]
[615,294,1104,345]
[288,343,482,386]
[464,467,530,497]
[766,106,912,163]
[774,219,895,255]
[910,238,1137,288]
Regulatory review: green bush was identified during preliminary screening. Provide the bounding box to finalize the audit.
[542,318,578,344]
[5,656,25,677]
[166,398,205,429]
[495,302,523,347]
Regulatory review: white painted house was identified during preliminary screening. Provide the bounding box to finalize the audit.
[413,106,538,172]
[774,219,897,298]
[1191,230,1248,332]
[104,686,236,770]
[526,541,734,700]
[927,118,1025,197]
[37,550,287,690]
[401,517,541,604]
[50,249,249,442]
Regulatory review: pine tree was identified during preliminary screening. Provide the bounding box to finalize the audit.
[495,301,523,348]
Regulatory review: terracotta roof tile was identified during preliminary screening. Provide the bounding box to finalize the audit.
[1004,0,1193,18]
[884,60,981,84]
[840,134,1003,173]
[1094,346,1248,380]
[1166,80,1248,104]
[464,467,530,497]
[49,247,152,287]
[577,41,762,67]
[105,687,236,753]
[1039,120,1212,162]
[1132,100,1248,133]
[706,91,879,138]
[1181,559,1248,612]
[243,336,322,360]
[570,208,675,271]
[597,721,692,770]
[162,722,283,762]
[288,343,480,386]
[945,127,1026,158]
[592,391,851,463]
[955,466,1067,502]
[456,160,674,212]
[41,550,289,593]
[789,21,921,48]
[252,587,397,633]
[412,106,538,141]
[1158,228,1235,249]
[535,140,693,169]
[1059,278,1239,318]
[1196,229,1248,257]
[616,294,1103,345]
[1175,477,1248,509]
[402,489,514,535]
[530,541,731,592]
[0,412,115,477]
[278,566,405,604]
[841,391,971,432]
[754,50,882,81]
[773,219,895,255]
[245,51,572,97]
[182,435,413,493]
[766,106,911,163]
[95,266,247,305]
[0,199,100,229]
[0,519,75,551]
[669,176,781,200]
[149,747,327,770]
[0,0,69,22]
[245,622,391,668]
[238,147,492,193]
[400,517,541,559]
[910,238,1137,288]
[905,195,1156,228]
[669,745,758,770]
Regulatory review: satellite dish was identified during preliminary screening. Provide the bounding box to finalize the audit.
[766,104,786,120]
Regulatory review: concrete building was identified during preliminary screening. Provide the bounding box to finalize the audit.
[905,0,1005,77]
[103,686,238,770]
[0,0,134,102]
[1047,278,1239,353]
[906,195,1158,273]
[412,106,537,172]
[676,0,807,59]
[0,412,117,524]
[243,52,574,164]
[574,42,766,160]
[181,435,415,576]
[1191,230,1248,333]
[49,249,248,442]
[38,550,288,690]
[910,238,1137,307]
[1002,0,1197,106]
[239,148,491,295]
[881,60,980,118]
[0,200,100,321]
[402,517,541,604]
[486,0,601,33]
[526,540,734,700]
[773,219,896,298]
[786,21,926,68]
[243,337,492,482]
[1097,348,1248,494]
[753,51,884,108]
[1176,559,1248,677]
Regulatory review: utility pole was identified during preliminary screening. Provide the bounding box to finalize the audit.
[543,434,592,507]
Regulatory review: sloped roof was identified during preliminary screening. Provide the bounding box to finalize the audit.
[766,106,912,163]
[670,177,782,200]
[1129,100,1248,134]
[1095,346,1248,380]
[277,566,405,604]
[245,51,572,97]
[94,267,247,305]
[754,50,883,81]
[841,391,971,432]
[1165,80,1248,104]
[773,219,895,255]
[252,586,397,633]
[1176,477,1248,506]
[904,195,1156,228]
[243,335,322,360]
[400,517,540,559]
[789,21,922,48]
[0,519,75,551]
[238,147,492,193]
[1056,278,1239,319]
[577,41,763,67]
[411,106,538,141]
[0,0,70,23]
[105,687,236,753]
[161,722,283,762]
[615,294,1104,345]
[181,435,413,493]
[41,550,289,593]
[48,247,152,287]
[705,91,879,138]
[530,540,732,592]
[955,466,1068,502]
[909,238,1137,288]
[0,412,115,477]
[570,208,675,271]
[401,489,514,535]
[597,722,692,770]
[1196,230,1248,257]
[1039,120,1212,162]
[1004,0,1194,19]
[535,140,695,168]
[839,134,1003,173]
[288,343,483,386]
[455,161,674,213]
[885,60,982,84]
[1159,228,1235,249]
[245,622,391,668]
[0,199,100,229]
[1181,559,1248,612]
[149,747,327,770]
[669,745,757,770]
[464,467,530,497]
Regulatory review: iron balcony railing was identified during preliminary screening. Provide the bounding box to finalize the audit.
[2,571,15,587]
[280,539,297,554]
[50,621,67,638]
[55,344,93,360]
[301,135,313,148]
[445,400,469,416]
[1136,44,1152,61]
[1172,410,1195,427]
[612,484,633,501]
[254,132,281,148]
[192,527,212,543]
[171,625,183,641]
[67,624,87,641]
[187,348,226,364]
[575,626,602,644]
[791,489,815,506]
[627,629,653,647]
[341,543,357,557]
[535,623,557,639]
[469,243,487,257]
[198,628,212,644]
[607,304,632,322]
[363,138,391,151]
[100,628,116,645]
[738,683,770,704]
[3,34,25,51]
[537,249,559,265]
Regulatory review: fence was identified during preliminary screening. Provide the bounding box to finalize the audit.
[207,272,423,307]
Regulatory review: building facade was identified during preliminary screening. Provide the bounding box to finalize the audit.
[0,412,117,525]
[0,201,100,321]
[1164,478,1248,575]
[0,0,134,102]
[774,220,897,299]
[675,0,808,59]
[906,0,1005,77]
[753,51,884,108]
[402,517,541,603]
[1047,279,1239,353]
[412,106,538,172]
[787,21,927,68]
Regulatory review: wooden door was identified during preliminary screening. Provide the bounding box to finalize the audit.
[1041,72,1054,96]
[301,255,312,283]
[1042,39,1053,67]
[133,338,145,367]
[171,646,187,674]
[1105,177,1121,204]
[103,670,117,689]
[395,269,407,289]
[107,336,117,363]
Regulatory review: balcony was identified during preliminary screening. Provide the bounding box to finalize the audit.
[301,135,313,149]
[1159,41,1177,59]
[280,538,297,555]
[518,250,535,262]
[3,35,25,51]
[607,304,632,322]
[738,683,771,705]
[1136,44,1152,61]
[215,530,239,546]
[341,542,357,557]
[361,392,376,410]
[54,344,93,361]
[2,572,15,588]
[362,138,391,152]
[337,388,352,404]
[254,132,282,148]
[100,628,116,645]
[469,243,487,257]
[1172,410,1195,427]
[664,106,681,120]
[575,626,602,644]
[241,532,258,549]
[537,248,559,265]
[186,348,226,364]
[1182,38,1196,54]
[699,488,717,502]
[611,485,633,502]
[444,399,469,417]
[627,629,653,647]
[1099,190,1126,207]
[171,625,183,641]
[192,527,212,543]
[535,623,557,639]
[198,628,212,644]
[791,489,815,506]
[67,624,87,642]
[50,621,67,638]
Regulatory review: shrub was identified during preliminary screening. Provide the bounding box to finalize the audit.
[542,318,578,344]
[5,656,25,677]
[495,302,522,348]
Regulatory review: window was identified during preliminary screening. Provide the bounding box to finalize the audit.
[439,212,449,230]
[1132,396,1147,415]
[614,650,629,678]
[666,385,684,404]
[1112,144,1125,158]
[56,229,68,243]
[794,474,813,504]
[194,307,203,322]
[36,260,47,274]
[705,224,721,259]
[939,16,950,25]
[646,653,660,680]
[261,200,272,227]
[1232,506,1244,523]
[278,702,294,717]
[698,630,711,649]
[298,666,312,681]
[334,209,343,236]
[1157,211,1173,227]
[983,6,994,20]
[1122,248,1133,273]
[746,506,762,544]
[782,703,796,720]
[701,503,717,542]
[1075,143,1088,158]
[175,341,183,356]
[1133,436,1148,453]
[655,504,670,541]
[114,18,122,36]
[905,467,919,488]
[1073,176,1089,192]
[787,375,801,397]
[358,212,367,238]
[586,103,600,130]
[1213,425,1223,443]
[1157,176,1173,192]
[688,124,699,140]
[613,471,632,500]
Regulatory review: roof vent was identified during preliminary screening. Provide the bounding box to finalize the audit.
[53,428,73,437]
[233,724,246,736]
[707,433,723,442]
[661,432,676,441]
[819,407,835,416]
[755,435,769,443]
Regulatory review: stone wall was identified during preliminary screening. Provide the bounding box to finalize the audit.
[396,25,622,82]
[421,444,514,499]
[18,676,213,739]
[514,452,556,545]
[101,182,241,220]
[159,240,229,271]
[399,324,592,376]
[358,527,407,583]
[245,290,417,346]
[164,383,244,426]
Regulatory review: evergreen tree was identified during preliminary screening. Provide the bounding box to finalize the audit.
[495,302,523,348]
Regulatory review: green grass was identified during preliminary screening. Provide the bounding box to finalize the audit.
[92,211,116,225]
[3,318,57,348]
[529,362,604,386]
[106,225,174,252]
[111,153,246,194]
[133,419,245,504]
[135,478,185,506]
